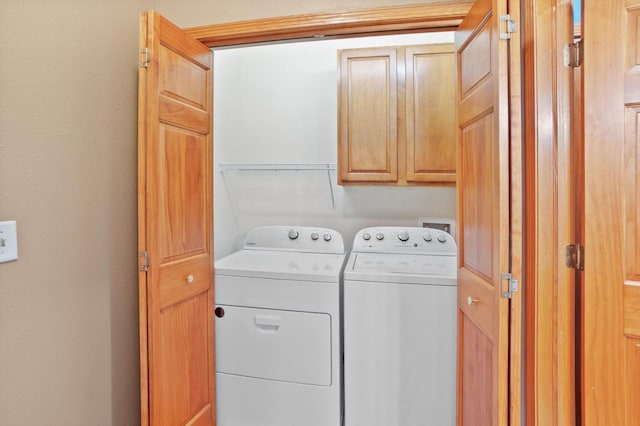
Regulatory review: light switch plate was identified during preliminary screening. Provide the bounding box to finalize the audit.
[0,221,18,263]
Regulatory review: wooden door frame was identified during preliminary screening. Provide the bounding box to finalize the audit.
[522,0,578,424]
[178,1,560,423]
[184,2,473,47]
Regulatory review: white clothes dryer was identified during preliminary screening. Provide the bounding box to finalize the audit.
[214,226,346,426]
[343,226,457,426]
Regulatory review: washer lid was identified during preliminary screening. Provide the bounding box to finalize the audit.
[215,249,345,282]
[344,252,457,285]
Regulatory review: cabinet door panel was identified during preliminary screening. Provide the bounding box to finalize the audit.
[406,44,456,182]
[339,48,398,183]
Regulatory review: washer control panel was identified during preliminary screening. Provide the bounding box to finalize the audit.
[243,226,344,254]
[352,226,456,254]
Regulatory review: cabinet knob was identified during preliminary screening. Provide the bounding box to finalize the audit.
[467,296,479,306]
[187,275,194,284]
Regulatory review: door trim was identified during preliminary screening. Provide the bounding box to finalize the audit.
[176,2,536,423]
[184,2,473,47]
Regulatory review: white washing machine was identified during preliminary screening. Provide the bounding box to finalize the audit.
[214,226,345,426]
[343,226,457,426]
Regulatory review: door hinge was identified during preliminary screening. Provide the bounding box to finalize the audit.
[565,243,584,270]
[139,251,150,271]
[499,14,517,40]
[500,272,518,299]
[140,47,150,68]
[564,39,583,68]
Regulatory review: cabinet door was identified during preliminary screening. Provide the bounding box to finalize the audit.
[338,48,398,183]
[406,44,456,183]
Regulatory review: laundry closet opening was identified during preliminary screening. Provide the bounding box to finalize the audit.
[212,32,458,259]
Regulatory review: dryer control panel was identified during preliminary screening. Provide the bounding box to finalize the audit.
[243,226,345,254]
[352,226,457,255]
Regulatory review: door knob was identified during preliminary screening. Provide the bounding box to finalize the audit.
[467,296,479,306]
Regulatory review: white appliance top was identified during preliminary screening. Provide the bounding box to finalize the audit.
[345,226,458,285]
[242,226,344,254]
[215,226,346,282]
[351,226,456,255]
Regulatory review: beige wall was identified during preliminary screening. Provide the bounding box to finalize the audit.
[0,1,439,425]
[0,1,153,425]
[156,0,444,27]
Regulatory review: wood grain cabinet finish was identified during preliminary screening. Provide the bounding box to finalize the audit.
[338,43,456,185]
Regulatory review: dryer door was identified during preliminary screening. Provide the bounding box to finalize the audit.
[215,305,332,386]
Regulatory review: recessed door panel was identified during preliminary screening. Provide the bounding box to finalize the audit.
[157,125,207,262]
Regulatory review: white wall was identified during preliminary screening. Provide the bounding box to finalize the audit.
[214,32,456,258]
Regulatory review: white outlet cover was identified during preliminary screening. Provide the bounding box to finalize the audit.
[0,220,18,263]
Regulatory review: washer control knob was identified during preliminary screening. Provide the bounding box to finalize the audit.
[310,232,319,240]
[376,232,385,241]
[288,229,299,240]
[362,232,371,241]
[423,232,433,242]
[397,230,410,242]
[323,233,332,241]
[437,233,447,243]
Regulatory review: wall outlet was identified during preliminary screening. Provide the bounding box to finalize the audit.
[0,221,18,263]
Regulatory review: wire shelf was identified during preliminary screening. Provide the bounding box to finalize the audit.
[218,163,337,208]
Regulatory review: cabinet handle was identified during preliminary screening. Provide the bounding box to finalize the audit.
[467,296,479,306]
[187,274,194,284]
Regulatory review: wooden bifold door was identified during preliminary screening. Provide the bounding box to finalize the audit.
[455,0,522,424]
[138,12,215,426]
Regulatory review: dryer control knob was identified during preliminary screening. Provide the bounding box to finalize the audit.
[310,232,319,240]
[397,230,410,241]
[423,232,433,242]
[362,232,371,241]
[323,233,332,241]
[437,233,447,243]
[376,232,385,240]
[288,229,299,240]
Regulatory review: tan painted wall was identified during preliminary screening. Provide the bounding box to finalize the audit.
[0,1,441,425]
[0,1,152,424]
[156,0,445,27]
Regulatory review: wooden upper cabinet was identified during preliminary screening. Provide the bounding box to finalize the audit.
[338,48,398,183]
[406,44,456,182]
[338,43,456,185]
